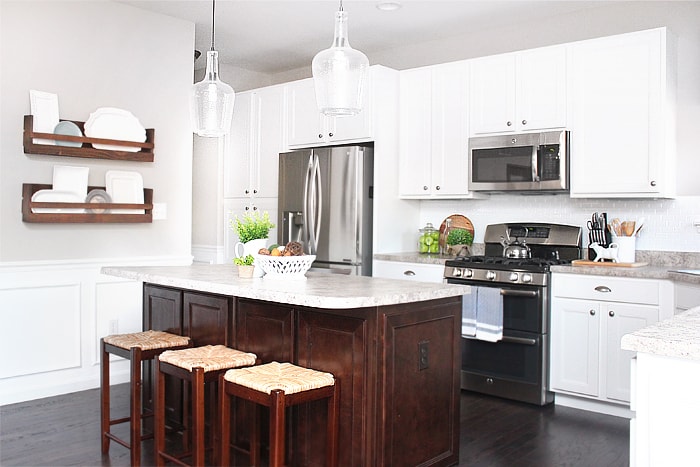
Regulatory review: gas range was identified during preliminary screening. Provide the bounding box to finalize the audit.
[444,223,582,286]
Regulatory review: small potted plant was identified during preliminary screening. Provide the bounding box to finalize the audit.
[233,254,256,278]
[230,211,275,277]
[446,228,474,256]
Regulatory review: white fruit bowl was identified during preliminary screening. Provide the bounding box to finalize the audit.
[254,254,316,279]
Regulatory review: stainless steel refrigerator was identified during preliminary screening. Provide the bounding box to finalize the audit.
[278,144,373,276]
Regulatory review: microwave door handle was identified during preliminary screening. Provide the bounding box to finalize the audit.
[532,144,540,182]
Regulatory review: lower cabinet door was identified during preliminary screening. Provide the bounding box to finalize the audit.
[550,297,600,397]
[183,291,231,346]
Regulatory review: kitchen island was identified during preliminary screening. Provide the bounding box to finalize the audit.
[102,264,470,467]
[622,306,700,466]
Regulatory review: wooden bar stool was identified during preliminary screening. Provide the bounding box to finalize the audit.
[219,361,340,467]
[100,329,191,467]
[155,345,257,467]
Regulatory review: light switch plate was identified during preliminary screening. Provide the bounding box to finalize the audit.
[152,203,167,220]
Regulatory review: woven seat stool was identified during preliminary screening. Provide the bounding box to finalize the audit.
[155,344,257,467]
[218,361,340,467]
[100,329,191,467]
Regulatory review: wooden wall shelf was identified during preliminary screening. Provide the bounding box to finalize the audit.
[23,115,155,162]
[22,183,153,223]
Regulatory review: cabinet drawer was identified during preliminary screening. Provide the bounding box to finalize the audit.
[373,260,444,283]
[675,283,700,312]
[552,274,659,306]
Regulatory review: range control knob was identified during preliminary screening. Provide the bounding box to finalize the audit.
[465,269,474,278]
[509,272,519,282]
[453,268,462,278]
[521,273,533,283]
[486,271,496,281]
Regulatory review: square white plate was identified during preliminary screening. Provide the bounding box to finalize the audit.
[105,170,144,214]
[53,165,89,197]
[30,90,59,145]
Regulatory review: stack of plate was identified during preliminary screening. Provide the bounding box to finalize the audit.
[85,108,146,152]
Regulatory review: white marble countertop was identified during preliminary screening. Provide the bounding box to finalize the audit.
[621,306,700,360]
[101,264,470,309]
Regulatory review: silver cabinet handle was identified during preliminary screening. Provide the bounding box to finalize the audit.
[589,309,596,316]
[501,336,537,346]
[595,286,612,293]
[328,132,334,137]
[522,119,527,125]
[609,310,615,317]
[506,121,512,126]
[423,186,429,191]
[403,270,416,276]
[650,180,657,187]
[435,185,441,191]
[318,133,323,139]
[500,289,538,298]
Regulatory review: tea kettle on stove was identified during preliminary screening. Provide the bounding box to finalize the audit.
[500,230,532,259]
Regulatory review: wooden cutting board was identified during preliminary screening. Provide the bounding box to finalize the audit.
[439,214,475,251]
[571,259,649,268]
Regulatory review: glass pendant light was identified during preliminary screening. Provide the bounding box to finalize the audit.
[312,0,369,117]
[191,0,234,137]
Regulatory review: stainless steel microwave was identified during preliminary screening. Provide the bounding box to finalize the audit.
[468,130,569,193]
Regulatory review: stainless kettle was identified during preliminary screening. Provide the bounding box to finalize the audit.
[500,232,532,259]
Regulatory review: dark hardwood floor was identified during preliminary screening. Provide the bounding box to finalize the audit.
[0,384,629,466]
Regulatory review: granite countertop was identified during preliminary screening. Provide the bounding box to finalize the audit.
[621,306,700,360]
[101,264,470,309]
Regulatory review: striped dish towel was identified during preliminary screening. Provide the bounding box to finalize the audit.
[475,286,503,342]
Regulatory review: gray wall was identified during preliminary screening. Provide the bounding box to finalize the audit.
[0,1,195,262]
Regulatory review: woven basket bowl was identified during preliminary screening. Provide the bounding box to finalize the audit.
[254,254,316,279]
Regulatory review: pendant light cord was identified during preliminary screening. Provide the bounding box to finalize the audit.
[339,0,343,12]
[210,0,216,51]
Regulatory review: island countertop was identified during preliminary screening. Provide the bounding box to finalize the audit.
[621,306,700,360]
[101,264,470,309]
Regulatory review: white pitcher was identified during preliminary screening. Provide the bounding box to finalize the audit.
[235,238,268,277]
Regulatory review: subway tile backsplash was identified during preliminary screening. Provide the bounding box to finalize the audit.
[419,195,700,252]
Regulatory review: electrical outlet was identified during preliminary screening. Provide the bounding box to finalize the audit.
[152,203,167,220]
[694,220,700,233]
[418,340,429,370]
[108,319,118,335]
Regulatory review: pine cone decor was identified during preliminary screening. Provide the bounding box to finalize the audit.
[258,248,271,255]
[285,241,304,256]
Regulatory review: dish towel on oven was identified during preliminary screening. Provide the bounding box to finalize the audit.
[461,286,503,342]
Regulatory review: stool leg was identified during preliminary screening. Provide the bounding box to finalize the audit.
[192,367,206,467]
[155,359,166,467]
[269,390,286,467]
[100,339,110,454]
[218,374,231,467]
[326,382,341,467]
[250,400,260,467]
[130,347,142,467]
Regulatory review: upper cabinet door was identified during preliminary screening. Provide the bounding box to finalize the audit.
[569,28,674,198]
[516,46,567,132]
[469,54,516,134]
[225,91,253,198]
[285,75,372,148]
[398,67,432,196]
[251,86,283,198]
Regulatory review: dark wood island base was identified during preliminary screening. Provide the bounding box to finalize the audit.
[142,283,462,466]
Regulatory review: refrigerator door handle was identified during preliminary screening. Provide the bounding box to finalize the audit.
[312,154,322,253]
[303,154,314,251]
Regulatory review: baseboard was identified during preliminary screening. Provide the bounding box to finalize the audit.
[555,393,633,419]
[191,244,225,264]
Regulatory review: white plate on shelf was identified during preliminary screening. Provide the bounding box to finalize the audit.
[53,165,89,197]
[105,170,144,214]
[29,90,59,145]
[54,121,83,147]
[31,189,84,213]
[85,107,146,152]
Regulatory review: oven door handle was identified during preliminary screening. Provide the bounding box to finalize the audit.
[500,336,538,346]
[499,289,539,298]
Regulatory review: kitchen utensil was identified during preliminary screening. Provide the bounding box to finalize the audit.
[621,221,636,236]
[609,218,622,237]
[634,217,645,236]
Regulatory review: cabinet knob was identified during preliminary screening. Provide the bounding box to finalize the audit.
[506,121,512,127]
[423,186,429,191]
[252,206,258,211]
[609,310,615,317]
[253,189,258,194]
[650,180,657,187]
[245,206,250,211]
[318,133,323,139]
[521,119,527,125]
[435,185,441,191]
[594,286,612,293]
[403,270,416,276]
[328,132,334,137]
[589,309,596,316]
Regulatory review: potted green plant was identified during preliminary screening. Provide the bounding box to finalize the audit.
[446,228,474,256]
[233,254,256,278]
[230,211,275,278]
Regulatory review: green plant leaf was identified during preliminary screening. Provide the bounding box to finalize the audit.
[446,228,473,246]
[230,211,275,243]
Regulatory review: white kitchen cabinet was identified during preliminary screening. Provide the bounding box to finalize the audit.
[372,260,444,283]
[674,283,700,315]
[223,198,278,263]
[225,85,284,199]
[285,73,371,148]
[469,45,566,135]
[569,28,676,198]
[550,274,671,406]
[399,61,481,199]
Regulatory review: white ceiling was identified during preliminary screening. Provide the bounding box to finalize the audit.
[117,0,604,74]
